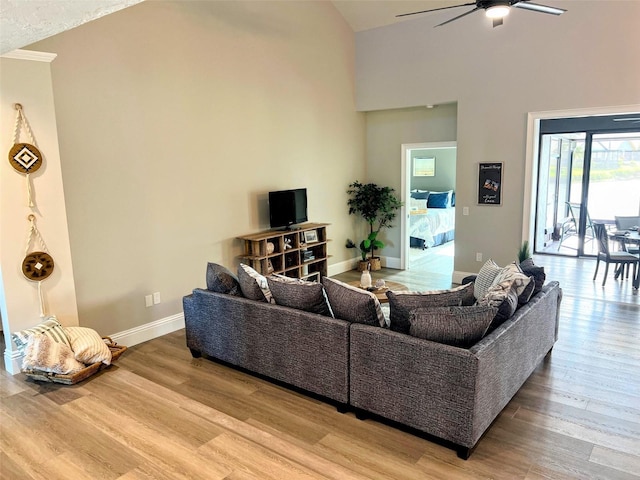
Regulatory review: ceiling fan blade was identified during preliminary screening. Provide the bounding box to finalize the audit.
[513,1,566,15]
[396,2,476,18]
[492,17,504,27]
[435,7,481,27]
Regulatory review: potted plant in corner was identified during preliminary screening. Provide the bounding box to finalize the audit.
[518,240,531,263]
[346,181,403,271]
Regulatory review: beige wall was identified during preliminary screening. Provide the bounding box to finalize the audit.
[28,1,365,336]
[365,104,458,258]
[1,52,79,373]
[356,0,640,274]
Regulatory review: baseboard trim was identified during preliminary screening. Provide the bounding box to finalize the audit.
[109,313,185,348]
[328,258,359,276]
[3,349,22,375]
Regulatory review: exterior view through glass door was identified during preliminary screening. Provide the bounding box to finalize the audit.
[534,114,640,257]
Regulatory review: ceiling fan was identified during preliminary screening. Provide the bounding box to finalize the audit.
[397,0,567,28]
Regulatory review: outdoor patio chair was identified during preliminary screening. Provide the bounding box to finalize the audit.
[558,202,594,250]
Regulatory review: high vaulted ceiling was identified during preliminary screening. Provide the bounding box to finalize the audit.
[0,0,457,55]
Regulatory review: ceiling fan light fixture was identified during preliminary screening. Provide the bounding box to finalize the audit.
[486,5,510,19]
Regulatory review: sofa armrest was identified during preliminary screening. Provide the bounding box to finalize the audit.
[467,281,562,444]
[349,324,479,447]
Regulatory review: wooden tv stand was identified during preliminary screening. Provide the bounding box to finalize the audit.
[238,223,330,281]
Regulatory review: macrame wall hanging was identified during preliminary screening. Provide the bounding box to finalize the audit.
[23,214,55,318]
[9,103,42,207]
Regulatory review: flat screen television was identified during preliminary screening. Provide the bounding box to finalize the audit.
[269,188,308,229]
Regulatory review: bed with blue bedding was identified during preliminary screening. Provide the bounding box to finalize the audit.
[409,190,456,249]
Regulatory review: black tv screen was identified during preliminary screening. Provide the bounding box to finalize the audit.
[269,188,308,229]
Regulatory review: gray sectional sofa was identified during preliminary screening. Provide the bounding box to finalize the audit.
[183,264,562,459]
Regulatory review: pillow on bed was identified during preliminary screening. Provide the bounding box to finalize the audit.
[410,198,427,211]
[410,190,430,200]
[427,191,452,208]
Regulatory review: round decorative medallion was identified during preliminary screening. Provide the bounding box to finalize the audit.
[9,143,42,174]
[22,251,54,281]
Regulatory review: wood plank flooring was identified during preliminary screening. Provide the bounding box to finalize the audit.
[2,254,639,479]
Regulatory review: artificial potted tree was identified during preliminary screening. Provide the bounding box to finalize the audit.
[346,181,403,271]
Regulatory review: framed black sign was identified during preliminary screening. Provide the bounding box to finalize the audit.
[478,162,502,205]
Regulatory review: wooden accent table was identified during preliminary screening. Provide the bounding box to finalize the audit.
[347,280,409,303]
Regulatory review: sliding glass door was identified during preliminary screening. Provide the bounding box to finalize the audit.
[534,115,640,257]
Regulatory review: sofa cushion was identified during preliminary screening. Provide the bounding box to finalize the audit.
[206,262,242,296]
[322,277,386,327]
[520,258,546,296]
[387,283,475,334]
[477,279,518,330]
[237,263,273,303]
[473,259,502,300]
[11,316,72,353]
[266,276,331,316]
[409,305,497,348]
[493,262,535,305]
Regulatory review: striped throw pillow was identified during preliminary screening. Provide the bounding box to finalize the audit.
[65,327,112,365]
[11,316,71,353]
[473,259,502,300]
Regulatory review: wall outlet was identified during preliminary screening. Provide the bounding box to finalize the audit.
[153,292,161,304]
[476,252,483,262]
[145,294,153,307]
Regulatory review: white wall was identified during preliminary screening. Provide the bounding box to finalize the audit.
[22,1,364,341]
[355,0,640,275]
[1,51,79,373]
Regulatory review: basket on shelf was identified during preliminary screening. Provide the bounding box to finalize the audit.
[23,337,127,385]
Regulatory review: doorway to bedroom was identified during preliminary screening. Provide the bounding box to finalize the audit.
[401,142,457,286]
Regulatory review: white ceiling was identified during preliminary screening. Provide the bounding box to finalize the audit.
[0,0,458,55]
[0,0,144,55]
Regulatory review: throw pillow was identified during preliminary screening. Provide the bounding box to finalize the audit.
[266,276,331,316]
[11,316,72,353]
[322,277,387,327]
[427,191,451,208]
[410,190,430,200]
[22,335,86,374]
[387,283,475,334]
[409,305,497,348]
[237,263,274,303]
[477,279,519,330]
[493,262,535,306]
[65,327,112,365]
[206,262,242,296]
[520,258,546,296]
[473,259,502,301]
[410,198,428,211]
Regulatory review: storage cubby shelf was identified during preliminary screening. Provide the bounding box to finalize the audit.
[238,223,330,280]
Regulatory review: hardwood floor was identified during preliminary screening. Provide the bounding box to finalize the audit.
[2,254,639,479]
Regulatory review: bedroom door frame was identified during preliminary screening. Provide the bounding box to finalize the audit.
[400,141,457,270]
